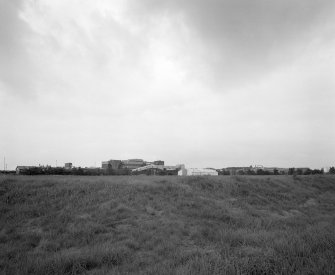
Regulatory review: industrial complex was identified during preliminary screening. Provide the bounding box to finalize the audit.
[11,158,332,176]
[101,159,179,175]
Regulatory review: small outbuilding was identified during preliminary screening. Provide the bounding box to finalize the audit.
[64,163,73,169]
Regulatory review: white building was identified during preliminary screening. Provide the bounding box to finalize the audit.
[178,167,218,176]
[322,167,330,173]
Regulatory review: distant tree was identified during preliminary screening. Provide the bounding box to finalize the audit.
[329,167,335,174]
[288,168,295,175]
[303,168,312,175]
[218,169,230,175]
[218,169,228,175]
[246,169,256,175]
[256,169,264,175]
[296,169,303,175]
[75,167,84,175]
[312,169,323,175]
[273,169,279,175]
[25,167,40,175]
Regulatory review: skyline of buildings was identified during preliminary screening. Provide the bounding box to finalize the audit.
[7,156,334,176]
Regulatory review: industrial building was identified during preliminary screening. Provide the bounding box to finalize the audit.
[131,164,179,175]
[101,158,179,175]
[101,159,135,170]
[102,160,123,170]
[122,159,145,170]
[178,166,218,176]
[101,159,164,171]
[153,160,164,165]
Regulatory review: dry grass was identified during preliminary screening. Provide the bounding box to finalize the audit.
[1,175,335,274]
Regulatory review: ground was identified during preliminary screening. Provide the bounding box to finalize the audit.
[1,175,335,274]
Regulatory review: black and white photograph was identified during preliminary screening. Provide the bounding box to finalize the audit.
[1,0,335,274]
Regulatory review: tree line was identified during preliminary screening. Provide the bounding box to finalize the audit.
[17,167,132,176]
[218,167,334,176]
[14,166,335,176]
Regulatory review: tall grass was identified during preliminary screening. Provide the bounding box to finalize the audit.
[1,175,335,274]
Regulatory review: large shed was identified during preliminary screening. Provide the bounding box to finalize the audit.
[178,167,218,176]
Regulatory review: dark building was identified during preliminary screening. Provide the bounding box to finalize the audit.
[131,164,178,175]
[122,159,145,170]
[102,158,163,171]
[101,160,122,170]
[16,166,35,175]
[64,163,72,169]
[101,161,109,169]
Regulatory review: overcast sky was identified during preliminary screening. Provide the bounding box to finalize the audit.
[1,0,335,170]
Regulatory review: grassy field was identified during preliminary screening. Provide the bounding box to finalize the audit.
[1,175,335,274]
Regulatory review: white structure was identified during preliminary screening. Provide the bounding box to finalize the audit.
[131,164,178,172]
[322,167,330,173]
[178,167,218,176]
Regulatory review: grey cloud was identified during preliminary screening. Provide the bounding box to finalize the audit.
[0,0,25,55]
[0,0,144,97]
[88,12,146,70]
[0,0,38,96]
[128,0,335,88]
